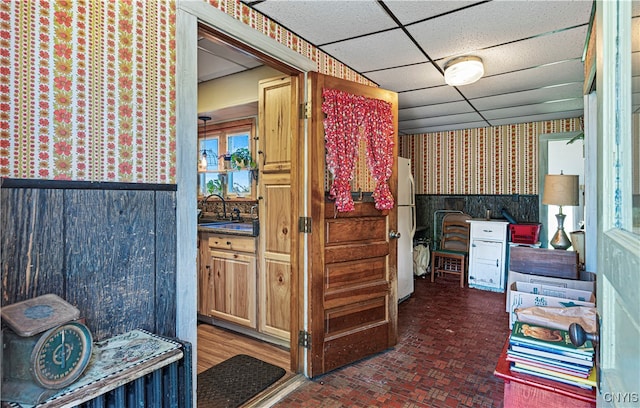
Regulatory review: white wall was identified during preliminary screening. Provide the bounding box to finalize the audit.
[547,138,585,246]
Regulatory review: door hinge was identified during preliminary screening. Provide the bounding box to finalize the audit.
[298,330,311,349]
[299,102,311,119]
[298,217,312,233]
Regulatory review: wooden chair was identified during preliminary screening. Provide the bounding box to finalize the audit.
[430,213,472,287]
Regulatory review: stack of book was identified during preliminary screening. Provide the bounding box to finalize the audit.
[507,320,596,389]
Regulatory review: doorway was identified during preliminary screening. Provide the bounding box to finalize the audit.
[195,25,293,373]
[174,3,316,390]
[538,131,584,248]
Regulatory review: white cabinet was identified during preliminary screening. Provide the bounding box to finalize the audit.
[467,220,509,292]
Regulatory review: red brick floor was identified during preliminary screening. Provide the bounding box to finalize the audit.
[275,275,510,407]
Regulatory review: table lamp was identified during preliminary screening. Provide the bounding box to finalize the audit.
[542,172,580,250]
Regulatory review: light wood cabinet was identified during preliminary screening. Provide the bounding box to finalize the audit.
[198,231,213,316]
[258,76,295,173]
[258,173,291,339]
[210,249,256,329]
[257,75,295,342]
[198,232,257,329]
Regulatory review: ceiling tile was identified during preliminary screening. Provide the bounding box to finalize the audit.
[398,86,463,109]
[471,83,584,111]
[436,26,589,77]
[457,59,585,99]
[320,29,427,72]
[365,62,443,92]
[407,121,492,134]
[251,1,396,45]
[198,37,262,69]
[385,1,479,25]
[399,101,473,121]
[197,51,248,82]
[482,99,584,121]
[488,110,584,127]
[407,1,592,60]
[400,111,485,129]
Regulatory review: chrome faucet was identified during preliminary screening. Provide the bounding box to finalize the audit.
[250,204,258,219]
[200,193,227,220]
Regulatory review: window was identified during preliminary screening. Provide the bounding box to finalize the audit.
[197,118,256,199]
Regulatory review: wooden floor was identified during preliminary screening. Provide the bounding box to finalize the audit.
[196,322,291,375]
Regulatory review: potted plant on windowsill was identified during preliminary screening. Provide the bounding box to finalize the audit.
[230,147,256,170]
[230,147,258,180]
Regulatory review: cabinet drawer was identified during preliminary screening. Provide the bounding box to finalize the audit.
[471,222,505,240]
[209,235,256,253]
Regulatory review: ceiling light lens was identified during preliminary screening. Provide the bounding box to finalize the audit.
[444,56,484,86]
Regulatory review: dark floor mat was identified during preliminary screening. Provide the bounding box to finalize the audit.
[197,354,286,408]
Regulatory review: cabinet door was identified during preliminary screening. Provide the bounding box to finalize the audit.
[210,250,257,329]
[258,76,296,173]
[198,232,213,316]
[469,240,503,288]
[258,172,291,340]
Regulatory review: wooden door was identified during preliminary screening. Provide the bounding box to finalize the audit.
[305,72,398,377]
[258,75,299,345]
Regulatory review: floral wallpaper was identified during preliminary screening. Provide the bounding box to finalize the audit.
[1,0,176,182]
[398,117,583,195]
[2,0,580,193]
[1,0,375,183]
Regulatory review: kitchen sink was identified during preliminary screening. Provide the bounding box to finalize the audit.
[198,219,259,236]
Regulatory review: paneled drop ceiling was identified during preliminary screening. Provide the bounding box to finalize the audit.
[198,1,640,135]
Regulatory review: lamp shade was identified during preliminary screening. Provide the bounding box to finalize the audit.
[444,56,484,86]
[542,174,579,206]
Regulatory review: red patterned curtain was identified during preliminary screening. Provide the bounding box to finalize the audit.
[362,99,395,210]
[322,88,395,212]
[322,88,364,212]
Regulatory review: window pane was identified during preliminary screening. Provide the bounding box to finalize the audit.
[228,132,249,153]
[228,170,251,197]
[199,138,219,171]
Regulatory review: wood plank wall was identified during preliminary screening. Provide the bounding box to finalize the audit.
[1,179,177,341]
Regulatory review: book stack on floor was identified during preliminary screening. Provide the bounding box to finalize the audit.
[507,320,596,390]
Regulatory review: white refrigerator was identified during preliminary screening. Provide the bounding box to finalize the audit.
[397,157,416,302]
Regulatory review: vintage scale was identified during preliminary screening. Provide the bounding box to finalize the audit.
[1,294,93,405]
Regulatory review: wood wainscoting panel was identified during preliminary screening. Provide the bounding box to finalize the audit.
[1,181,178,341]
[1,188,65,305]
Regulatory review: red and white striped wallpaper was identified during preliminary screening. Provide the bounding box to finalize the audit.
[398,118,583,195]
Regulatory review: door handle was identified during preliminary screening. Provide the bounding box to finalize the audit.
[389,230,401,239]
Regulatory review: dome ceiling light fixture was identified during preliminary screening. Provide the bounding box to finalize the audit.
[443,55,484,86]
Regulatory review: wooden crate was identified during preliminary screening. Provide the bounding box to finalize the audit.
[509,246,579,280]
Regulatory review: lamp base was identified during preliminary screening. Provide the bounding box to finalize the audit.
[550,212,572,250]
